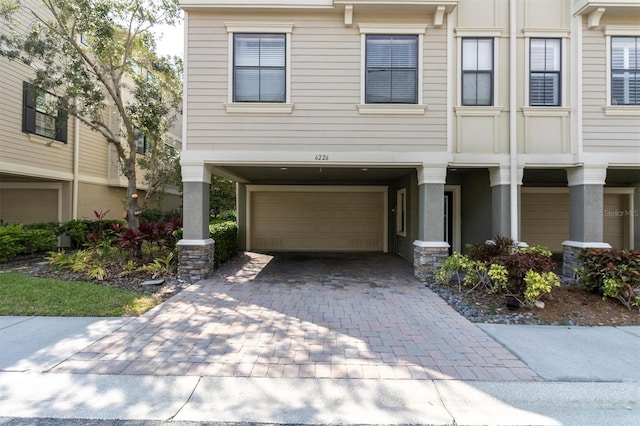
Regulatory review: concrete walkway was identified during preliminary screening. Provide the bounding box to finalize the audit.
[1,252,639,425]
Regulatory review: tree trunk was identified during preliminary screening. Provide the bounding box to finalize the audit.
[124,157,140,230]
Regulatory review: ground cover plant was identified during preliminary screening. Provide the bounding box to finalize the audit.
[433,236,640,325]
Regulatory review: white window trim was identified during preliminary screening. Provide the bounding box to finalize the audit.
[225,22,294,113]
[358,23,427,114]
[455,30,502,108]
[396,188,407,237]
[604,26,640,115]
[523,30,570,109]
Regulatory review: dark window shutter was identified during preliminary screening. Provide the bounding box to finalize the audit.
[22,81,36,134]
[56,98,68,143]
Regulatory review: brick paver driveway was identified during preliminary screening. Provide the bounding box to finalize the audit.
[53,252,540,381]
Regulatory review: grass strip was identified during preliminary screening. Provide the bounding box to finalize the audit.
[0,272,159,316]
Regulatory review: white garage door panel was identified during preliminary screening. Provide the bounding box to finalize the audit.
[251,191,384,252]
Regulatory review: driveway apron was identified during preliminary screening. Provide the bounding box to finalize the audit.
[51,252,540,381]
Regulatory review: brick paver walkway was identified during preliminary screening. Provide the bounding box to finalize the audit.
[51,252,540,381]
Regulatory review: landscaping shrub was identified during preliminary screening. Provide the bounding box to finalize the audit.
[436,240,559,309]
[0,224,57,260]
[216,210,237,222]
[578,248,640,310]
[209,220,238,265]
[139,208,182,223]
[467,235,517,262]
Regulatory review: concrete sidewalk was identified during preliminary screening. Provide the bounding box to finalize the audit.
[1,316,639,425]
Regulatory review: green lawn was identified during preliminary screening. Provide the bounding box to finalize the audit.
[0,272,159,316]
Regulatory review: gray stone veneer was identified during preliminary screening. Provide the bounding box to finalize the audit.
[178,241,215,283]
[562,241,612,282]
[414,243,450,282]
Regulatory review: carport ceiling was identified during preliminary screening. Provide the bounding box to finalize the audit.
[215,166,417,184]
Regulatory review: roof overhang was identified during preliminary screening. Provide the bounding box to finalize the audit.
[180,0,458,14]
[573,0,640,29]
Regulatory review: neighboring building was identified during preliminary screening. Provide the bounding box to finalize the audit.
[0,1,182,225]
[178,0,639,281]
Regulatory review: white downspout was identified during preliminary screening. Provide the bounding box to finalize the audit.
[509,0,519,241]
[72,110,80,219]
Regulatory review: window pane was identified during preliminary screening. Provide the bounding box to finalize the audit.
[612,71,639,105]
[476,73,492,105]
[36,112,56,139]
[612,37,637,70]
[392,37,417,68]
[477,39,493,70]
[391,70,417,103]
[235,35,260,67]
[462,73,477,104]
[531,39,560,72]
[462,39,478,70]
[366,69,392,103]
[367,36,392,67]
[260,69,285,102]
[235,69,260,101]
[530,73,559,106]
[260,35,285,67]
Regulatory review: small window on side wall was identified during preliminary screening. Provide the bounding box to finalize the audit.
[396,188,407,237]
[22,82,68,143]
[134,128,149,155]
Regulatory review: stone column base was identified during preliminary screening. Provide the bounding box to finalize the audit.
[178,239,215,283]
[413,241,450,282]
[562,240,611,280]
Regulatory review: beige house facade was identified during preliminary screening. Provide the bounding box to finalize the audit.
[178,0,639,281]
[0,1,181,225]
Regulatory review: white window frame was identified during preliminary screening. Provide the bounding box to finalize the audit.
[604,25,640,117]
[455,30,501,108]
[224,22,294,114]
[522,30,569,110]
[604,26,640,116]
[357,24,427,115]
[396,188,407,237]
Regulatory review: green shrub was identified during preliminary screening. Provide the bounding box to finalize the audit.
[139,208,182,223]
[0,225,26,261]
[522,271,561,307]
[578,248,640,310]
[216,210,237,222]
[0,224,56,261]
[496,250,556,295]
[467,235,517,262]
[209,221,238,265]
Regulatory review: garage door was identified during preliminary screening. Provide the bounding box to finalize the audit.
[521,193,569,252]
[0,189,58,224]
[250,190,385,251]
[522,191,629,251]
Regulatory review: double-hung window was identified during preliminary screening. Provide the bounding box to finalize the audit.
[529,38,561,106]
[233,33,286,103]
[22,82,67,143]
[611,37,639,105]
[462,38,493,106]
[365,35,418,104]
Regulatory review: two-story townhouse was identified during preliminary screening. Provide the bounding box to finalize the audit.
[178,0,639,282]
[0,0,182,226]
